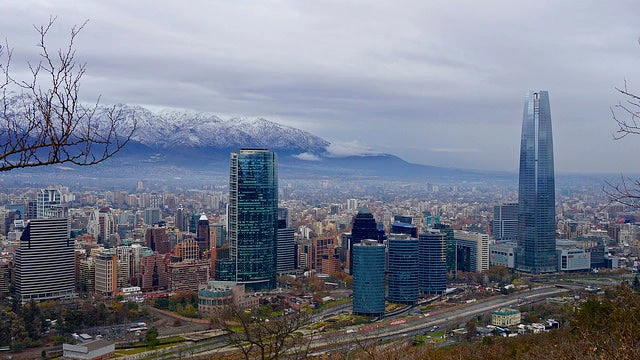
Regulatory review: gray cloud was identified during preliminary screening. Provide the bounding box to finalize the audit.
[1,0,639,172]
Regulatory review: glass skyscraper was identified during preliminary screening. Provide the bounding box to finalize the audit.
[516,91,557,274]
[352,239,386,316]
[418,230,447,295]
[229,149,278,291]
[387,236,419,305]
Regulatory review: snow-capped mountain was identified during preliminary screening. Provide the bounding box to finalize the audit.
[92,103,330,153]
[3,92,329,153]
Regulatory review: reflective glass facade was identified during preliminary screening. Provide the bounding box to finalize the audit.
[516,91,557,273]
[229,149,278,291]
[352,240,386,316]
[418,231,447,294]
[387,237,419,304]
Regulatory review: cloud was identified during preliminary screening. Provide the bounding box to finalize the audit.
[1,1,639,172]
[430,148,480,154]
[325,140,378,157]
[292,152,321,161]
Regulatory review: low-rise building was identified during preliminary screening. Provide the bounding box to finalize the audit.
[63,339,115,360]
[492,308,521,327]
[198,281,259,316]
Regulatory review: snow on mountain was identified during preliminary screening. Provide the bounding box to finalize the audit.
[99,104,330,152]
[4,92,330,153]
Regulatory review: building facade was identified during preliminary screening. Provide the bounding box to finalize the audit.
[387,236,419,305]
[352,240,385,316]
[453,230,490,273]
[493,203,518,241]
[418,230,447,295]
[516,91,557,274]
[228,149,278,291]
[14,218,76,303]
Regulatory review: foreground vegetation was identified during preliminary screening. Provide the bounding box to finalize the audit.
[347,284,640,360]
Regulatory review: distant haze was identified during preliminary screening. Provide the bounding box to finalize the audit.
[1,1,639,173]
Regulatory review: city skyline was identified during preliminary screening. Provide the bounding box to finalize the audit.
[1,1,639,173]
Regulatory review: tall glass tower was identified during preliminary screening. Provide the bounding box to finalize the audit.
[229,149,278,291]
[516,91,557,273]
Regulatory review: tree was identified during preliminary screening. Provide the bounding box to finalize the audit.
[144,327,159,349]
[0,17,135,172]
[220,305,313,360]
[606,53,640,207]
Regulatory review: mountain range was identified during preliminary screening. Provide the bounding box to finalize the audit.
[3,95,503,182]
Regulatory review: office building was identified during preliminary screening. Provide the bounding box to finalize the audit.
[516,91,557,273]
[493,203,518,241]
[276,228,296,274]
[490,243,516,269]
[144,207,161,226]
[418,230,447,295]
[94,252,117,296]
[228,149,278,291]
[37,188,62,219]
[276,208,295,275]
[14,218,76,303]
[387,235,419,305]
[196,213,210,259]
[145,227,171,254]
[453,230,490,273]
[391,221,417,238]
[348,207,380,274]
[352,240,385,316]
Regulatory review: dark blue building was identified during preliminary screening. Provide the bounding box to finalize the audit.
[352,239,386,316]
[419,230,447,295]
[387,236,419,304]
[349,207,381,274]
[391,221,418,238]
[228,149,278,291]
[516,91,557,274]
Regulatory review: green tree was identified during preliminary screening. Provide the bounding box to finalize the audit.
[144,327,159,349]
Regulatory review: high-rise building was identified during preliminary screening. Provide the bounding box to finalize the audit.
[144,208,161,226]
[516,91,557,274]
[493,203,518,242]
[276,207,295,275]
[37,189,62,219]
[352,239,385,316]
[348,207,380,274]
[14,218,76,303]
[196,213,210,259]
[453,230,490,273]
[95,252,118,296]
[418,230,447,295]
[228,149,278,291]
[387,235,419,305]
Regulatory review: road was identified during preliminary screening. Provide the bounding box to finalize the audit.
[137,286,569,359]
[306,286,570,355]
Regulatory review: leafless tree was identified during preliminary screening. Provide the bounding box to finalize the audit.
[0,17,135,172]
[219,305,313,360]
[605,39,640,208]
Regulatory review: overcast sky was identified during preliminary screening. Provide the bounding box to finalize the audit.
[1,1,639,173]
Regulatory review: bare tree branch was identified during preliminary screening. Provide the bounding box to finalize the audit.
[0,17,136,172]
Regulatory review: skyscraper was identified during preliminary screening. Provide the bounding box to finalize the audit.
[352,239,385,316]
[14,218,76,303]
[228,149,278,291]
[387,235,419,305]
[516,91,557,274]
[348,207,380,274]
[493,203,518,242]
[37,188,61,219]
[418,230,447,295]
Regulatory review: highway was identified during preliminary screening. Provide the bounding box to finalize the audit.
[129,286,569,359]
[306,286,570,355]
